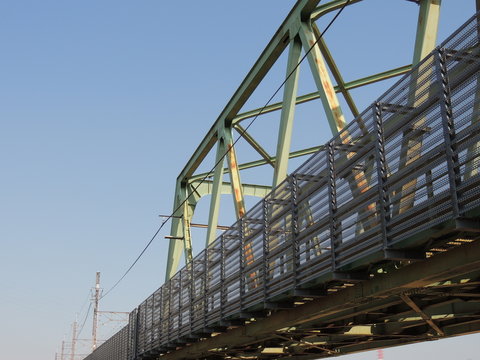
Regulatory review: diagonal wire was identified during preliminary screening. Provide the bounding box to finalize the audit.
[76,302,92,338]
[78,290,91,316]
[101,0,351,299]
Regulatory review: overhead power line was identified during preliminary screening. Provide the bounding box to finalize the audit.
[101,0,351,299]
[76,302,92,339]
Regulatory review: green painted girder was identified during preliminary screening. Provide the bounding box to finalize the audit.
[315,26,360,118]
[165,0,445,279]
[412,0,442,65]
[273,35,302,188]
[205,137,227,247]
[174,0,324,184]
[189,145,324,182]
[190,180,271,200]
[165,182,190,280]
[232,65,412,124]
[300,20,347,134]
[234,124,274,167]
[311,0,364,20]
[224,127,246,219]
[396,0,442,215]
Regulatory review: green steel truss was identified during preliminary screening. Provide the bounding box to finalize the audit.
[165,0,444,280]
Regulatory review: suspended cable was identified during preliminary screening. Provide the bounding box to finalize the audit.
[101,0,351,298]
[76,302,92,339]
[100,223,165,299]
[78,290,91,316]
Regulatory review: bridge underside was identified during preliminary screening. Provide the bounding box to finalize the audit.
[158,230,480,360]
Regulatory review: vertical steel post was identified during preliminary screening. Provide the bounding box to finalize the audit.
[158,287,163,351]
[412,0,442,65]
[182,201,193,264]
[290,175,299,288]
[436,48,460,217]
[167,280,172,345]
[189,257,194,337]
[396,0,441,215]
[273,36,302,188]
[206,138,227,246]
[326,142,338,271]
[220,234,226,320]
[224,127,246,219]
[202,250,208,330]
[177,272,182,339]
[262,199,269,302]
[373,103,390,249]
[150,294,154,350]
[133,309,139,359]
[166,183,188,281]
[239,218,245,312]
[139,302,144,355]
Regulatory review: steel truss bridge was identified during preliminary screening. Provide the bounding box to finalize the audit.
[85,1,480,359]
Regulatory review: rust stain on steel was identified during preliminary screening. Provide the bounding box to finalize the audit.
[339,126,376,214]
[227,143,246,218]
[227,143,257,285]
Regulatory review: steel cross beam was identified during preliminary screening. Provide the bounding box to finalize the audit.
[165,0,445,280]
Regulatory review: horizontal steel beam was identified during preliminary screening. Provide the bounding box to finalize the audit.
[190,180,271,199]
[232,65,412,123]
[189,145,324,182]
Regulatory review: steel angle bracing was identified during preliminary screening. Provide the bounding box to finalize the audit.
[165,0,442,280]
[86,7,480,360]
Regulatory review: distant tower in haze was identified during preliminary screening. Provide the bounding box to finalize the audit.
[92,271,101,351]
[70,317,77,360]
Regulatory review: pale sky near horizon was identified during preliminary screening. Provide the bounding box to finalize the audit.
[1,1,479,359]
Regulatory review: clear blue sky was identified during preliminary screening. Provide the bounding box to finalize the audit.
[0,1,478,360]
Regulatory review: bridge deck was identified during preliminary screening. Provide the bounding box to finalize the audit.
[85,11,480,360]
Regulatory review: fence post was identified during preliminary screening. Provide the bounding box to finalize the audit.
[189,258,194,337]
[177,271,182,339]
[202,250,208,330]
[158,287,163,350]
[436,48,460,217]
[239,218,245,312]
[262,199,269,302]
[220,234,226,320]
[290,175,299,288]
[326,141,338,271]
[373,103,390,249]
[167,280,172,345]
